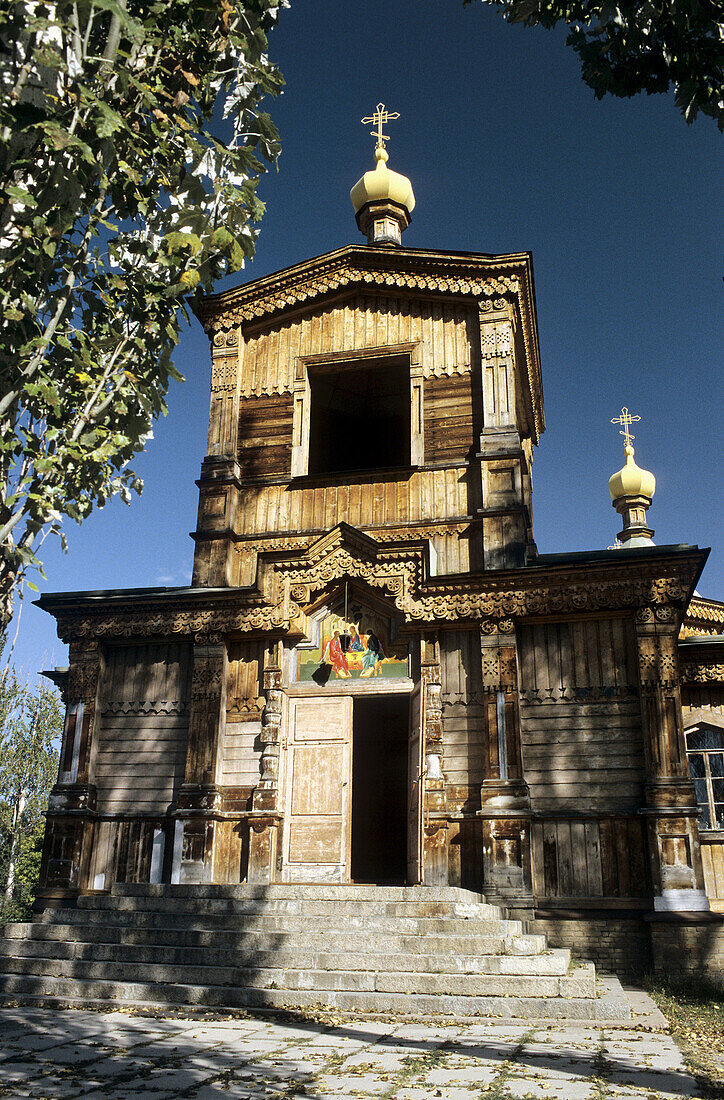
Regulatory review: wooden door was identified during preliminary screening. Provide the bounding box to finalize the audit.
[283,696,352,882]
[407,684,424,884]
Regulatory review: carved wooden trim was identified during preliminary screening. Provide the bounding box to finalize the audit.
[680,659,724,684]
[49,530,701,645]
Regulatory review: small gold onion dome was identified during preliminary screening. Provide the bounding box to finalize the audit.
[608,443,656,501]
[350,145,415,216]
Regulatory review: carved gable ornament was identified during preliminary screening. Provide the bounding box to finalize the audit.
[46,527,702,645]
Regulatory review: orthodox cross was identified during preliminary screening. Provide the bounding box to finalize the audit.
[611,407,641,447]
[361,102,400,150]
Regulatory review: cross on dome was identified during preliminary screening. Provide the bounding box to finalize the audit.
[361,103,400,151]
[611,407,641,449]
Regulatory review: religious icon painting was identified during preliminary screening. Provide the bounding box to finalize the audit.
[295,606,409,682]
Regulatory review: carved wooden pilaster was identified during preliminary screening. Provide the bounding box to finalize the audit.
[478,302,515,433]
[255,641,283,809]
[173,637,227,883]
[479,623,533,905]
[208,328,240,458]
[65,639,103,787]
[38,640,103,900]
[420,633,447,884]
[248,641,283,883]
[635,609,708,910]
[477,301,534,568]
[183,636,227,789]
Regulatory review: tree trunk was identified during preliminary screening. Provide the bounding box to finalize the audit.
[3,791,26,901]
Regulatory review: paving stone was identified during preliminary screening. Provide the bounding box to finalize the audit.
[507,1079,594,1099]
[0,1007,707,1100]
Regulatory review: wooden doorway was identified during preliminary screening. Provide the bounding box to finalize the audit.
[282,696,352,882]
[282,689,423,884]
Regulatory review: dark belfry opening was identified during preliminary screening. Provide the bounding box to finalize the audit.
[307,358,410,476]
[351,694,409,885]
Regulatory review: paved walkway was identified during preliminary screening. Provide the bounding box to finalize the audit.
[0,1006,706,1099]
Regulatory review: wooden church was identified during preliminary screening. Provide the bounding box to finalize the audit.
[28,107,724,987]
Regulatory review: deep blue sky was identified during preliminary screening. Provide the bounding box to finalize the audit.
[11,0,723,677]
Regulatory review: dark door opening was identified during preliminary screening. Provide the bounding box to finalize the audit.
[351,694,409,885]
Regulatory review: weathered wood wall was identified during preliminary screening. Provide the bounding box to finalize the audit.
[531,817,649,900]
[682,686,724,712]
[219,721,262,789]
[440,629,485,812]
[240,294,476,397]
[518,618,644,813]
[701,838,724,912]
[94,643,191,815]
[230,467,483,585]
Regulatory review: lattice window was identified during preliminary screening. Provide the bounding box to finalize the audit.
[686,724,724,830]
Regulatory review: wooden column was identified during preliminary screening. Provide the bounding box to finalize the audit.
[478,621,533,907]
[477,300,535,569]
[421,633,448,885]
[39,640,103,902]
[174,635,227,884]
[192,325,241,586]
[635,609,708,910]
[248,641,283,883]
[208,327,241,459]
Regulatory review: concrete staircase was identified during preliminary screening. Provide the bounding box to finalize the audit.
[0,885,630,1019]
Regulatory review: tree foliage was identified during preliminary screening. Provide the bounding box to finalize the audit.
[0,659,61,922]
[0,0,286,629]
[466,0,724,130]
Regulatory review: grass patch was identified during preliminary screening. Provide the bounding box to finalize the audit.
[642,973,724,1099]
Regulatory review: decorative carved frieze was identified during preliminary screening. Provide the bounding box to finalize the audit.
[102,700,189,716]
[202,260,519,331]
[66,641,101,708]
[47,528,701,649]
[680,659,724,684]
[210,358,237,394]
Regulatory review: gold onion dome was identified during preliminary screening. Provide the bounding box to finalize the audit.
[608,443,656,502]
[351,103,414,245]
[350,145,415,217]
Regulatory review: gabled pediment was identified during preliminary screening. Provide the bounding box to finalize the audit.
[256,523,434,633]
[197,243,544,444]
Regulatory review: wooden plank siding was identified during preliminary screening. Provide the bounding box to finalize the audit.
[701,838,724,912]
[517,619,644,813]
[240,294,477,398]
[440,629,485,811]
[517,618,650,903]
[231,465,482,583]
[227,640,265,718]
[238,393,294,479]
[219,721,262,788]
[531,817,649,900]
[423,374,479,465]
[94,643,191,815]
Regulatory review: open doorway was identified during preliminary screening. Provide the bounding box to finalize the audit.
[351,694,409,885]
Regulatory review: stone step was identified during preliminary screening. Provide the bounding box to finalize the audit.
[0,937,570,975]
[39,906,524,936]
[79,895,501,919]
[3,922,548,957]
[109,884,486,903]
[0,954,595,998]
[0,972,631,1020]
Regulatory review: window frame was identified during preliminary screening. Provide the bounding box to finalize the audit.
[685,720,724,833]
[291,343,424,479]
